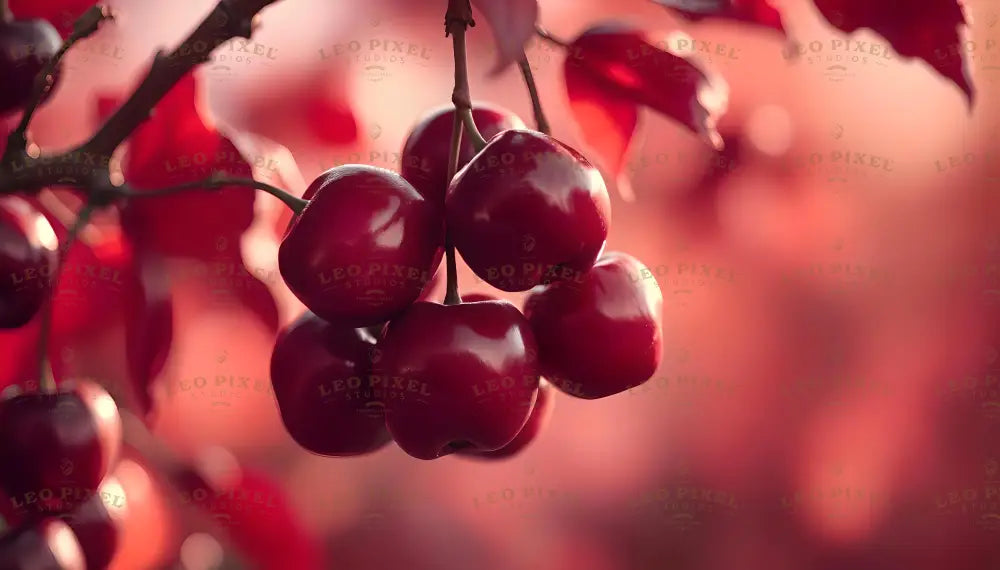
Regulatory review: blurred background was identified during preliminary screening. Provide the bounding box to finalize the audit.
[11,0,1000,568]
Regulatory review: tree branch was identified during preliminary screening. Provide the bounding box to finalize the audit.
[80,0,280,158]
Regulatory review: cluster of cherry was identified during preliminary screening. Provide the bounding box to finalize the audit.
[270,104,664,461]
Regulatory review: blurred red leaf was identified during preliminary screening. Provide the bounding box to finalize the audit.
[471,0,539,74]
[122,72,256,258]
[124,251,173,419]
[233,74,357,148]
[564,59,639,200]
[174,463,322,570]
[8,0,95,37]
[564,23,727,197]
[811,0,973,104]
[652,0,785,33]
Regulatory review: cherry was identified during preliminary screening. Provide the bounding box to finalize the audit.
[58,476,125,570]
[0,18,62,116]
[0,197,57,330]
[400,104,525,203]
[457,379,554,460]
[0,519,84,570]
[523,252,663,399]
[376,300,540,460]
[270,311,392,456]
[0,380,122,503]
[278,165,444,327]
[446,129,611,292]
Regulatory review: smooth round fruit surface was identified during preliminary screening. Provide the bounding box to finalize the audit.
[0,380,122,502]
[377,301,540,460]
[524,252,663,399]
[401,104,524,203]
[0,518,85,570]
[0,19,62,115]
[278,165,444,327]
[446,129,610,292]
[59,476,125,570]
[457,379,553,459]
[270,311,392,456]
[0,197,57,329]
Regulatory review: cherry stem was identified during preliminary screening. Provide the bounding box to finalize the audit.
[443,109,464,306]
[122,174,307,214]
[517,54,550,135]
[446,0,486,153]
[36,201,95,393]
[534,24,568,48]
[7,6,113,157]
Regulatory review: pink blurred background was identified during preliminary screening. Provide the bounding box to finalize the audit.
[14,0,1000,568]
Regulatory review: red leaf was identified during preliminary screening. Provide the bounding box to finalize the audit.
[471,0,539,74]
[174,463,322,570]
[652,0,785,34]
[564,24,728,194]
[563,62,639,200]
[124,251,173,419]
[811,0,973,103]
[122,72,256,259]
[231,74,357,147]
[8,0,95,38]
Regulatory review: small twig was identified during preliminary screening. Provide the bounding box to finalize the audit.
[37,201,96,392]
[122,174,307,214]
[534,24,569,48]
[7,6,114,156]
[517,54,550,135]
[80,0,283,158]
[443,112,464,306]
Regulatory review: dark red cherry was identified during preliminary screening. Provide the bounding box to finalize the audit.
[270,311,392,456]
[0,380,122,502]
[278,165,444,327]
[0,18,62,116]
[446,129,611,292]
[377,300,540,460]
[523,252,663,399]
[58,476,125,570]
[0,518,84,570]
[457,379,553,459]
[0,197,57,329]
[400,104,525,203]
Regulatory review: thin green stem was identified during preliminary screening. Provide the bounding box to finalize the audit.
[446,3,486,153]
[517,54,550,135]
[122,175,307,215]
[459,107,486,152]
[443,112,464,306]
[37,202,95,392]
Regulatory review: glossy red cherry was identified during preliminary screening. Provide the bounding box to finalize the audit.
[0,380,122,502]
[270,311,392,456]
[0,197,57,329]
[400,104,525,203]
[377,300,540,460]
[278,165,444,327]
[446,129,611,292]
[523,252,663,399]
[457,379,553,459]
[59,476,125,570]
[0,18,62,116]
[0,518,84,570]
